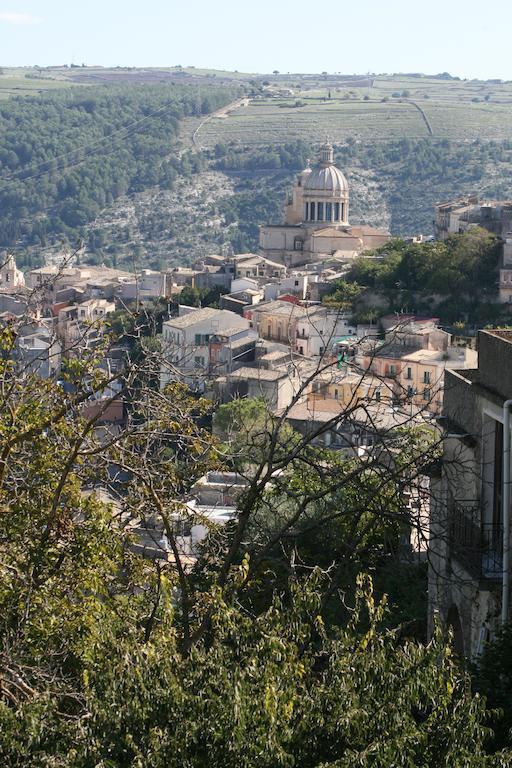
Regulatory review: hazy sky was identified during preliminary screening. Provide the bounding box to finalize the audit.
[0,0,510,80]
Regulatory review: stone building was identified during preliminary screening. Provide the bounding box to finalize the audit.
[358,318,477,414]
[0,253,25,290]
[259,143,389,267]
[160,307,249,391]
[434,196,512,241]
[428,330,512,658]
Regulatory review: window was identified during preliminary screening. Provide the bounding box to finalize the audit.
[310,202,316,221]
[325,202,332,222]
[341,203,346,221]
[194,356,204,367]
[334,202,340,221]
[304,203,309,220]
[294,238,303,251]
[389,364,396,376]
[407,385,415,397]
[317,202,324,221]
[194,334,201,346]
[375,390,381,402]
[423,371,431,384]
[423,388,430,400]
[334,388,339,400]
[406,367,412,379]
[319,347,324,355]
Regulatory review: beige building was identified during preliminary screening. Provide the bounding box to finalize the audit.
[359,320,477,414]
[160,307,249,391]
[216,365,301,413]
[434,196,512,241]
[57,299,115,353]
[308,368,376,409]
[244,299,306,346]
[259,142,389,267]
[0,253,25,290]
[397,346,477,413]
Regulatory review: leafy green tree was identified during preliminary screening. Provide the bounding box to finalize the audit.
[0,294,509,763]
[473,623,512,750]
[322,279,363,310]
[345,229,500,323]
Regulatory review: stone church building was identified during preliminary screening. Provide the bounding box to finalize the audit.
[259,143,389,267]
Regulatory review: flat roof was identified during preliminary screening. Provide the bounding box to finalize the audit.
[228,366,289,381]
[251,300,307,317]
[164,308,240,330]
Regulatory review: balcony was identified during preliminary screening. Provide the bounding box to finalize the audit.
[450,505,503,580]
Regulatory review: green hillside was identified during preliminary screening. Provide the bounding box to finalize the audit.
[2,68,512,267]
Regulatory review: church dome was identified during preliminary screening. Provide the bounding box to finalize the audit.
[301,143,349,225]
[304,164,348,195]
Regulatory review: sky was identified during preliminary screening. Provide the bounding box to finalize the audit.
[0,0,511,80]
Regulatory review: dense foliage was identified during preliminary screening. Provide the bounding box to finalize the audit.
[335,229,502,323]
[0,83,241,253]
[473,623,512,751]
[177,284,223,309]
[0,320,510,763]
[214,139,311,172]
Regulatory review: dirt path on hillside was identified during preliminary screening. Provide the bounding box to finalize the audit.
[192,97,249,149]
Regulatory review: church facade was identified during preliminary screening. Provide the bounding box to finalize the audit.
[259,143,389,267]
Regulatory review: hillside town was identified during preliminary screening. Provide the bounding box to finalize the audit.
[4,133,512,761]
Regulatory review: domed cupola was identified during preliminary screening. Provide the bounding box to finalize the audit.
[303,142,349,225]
[297,161,312,187]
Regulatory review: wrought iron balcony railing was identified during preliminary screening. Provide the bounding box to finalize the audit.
[449,505,503,580]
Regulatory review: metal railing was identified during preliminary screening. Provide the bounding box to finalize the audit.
[449,505,503,579]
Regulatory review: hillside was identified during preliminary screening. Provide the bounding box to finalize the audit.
[2,68,512,268]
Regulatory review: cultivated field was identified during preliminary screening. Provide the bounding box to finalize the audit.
[194,74,512,146]
[0,70,76,99]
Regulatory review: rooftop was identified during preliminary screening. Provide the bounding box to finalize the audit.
[165,308,239,330]
[251,300,307,317]
[287,399,343,422]
[288,399,429,432]
[210,325,253,339]
[365,343,421,360]
[227,366,290,382]
[259,349,290,361]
